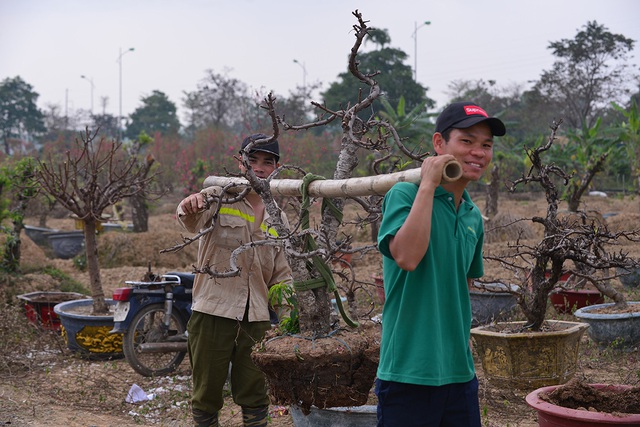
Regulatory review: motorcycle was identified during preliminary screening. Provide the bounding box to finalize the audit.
[111,271,194,377]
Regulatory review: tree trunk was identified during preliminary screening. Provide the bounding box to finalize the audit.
[567,153,608,212]
[130,195,148,232]
[83,219,108,314]
[485,164,499,219]
[3,224,21,272]
[38,213,48,228]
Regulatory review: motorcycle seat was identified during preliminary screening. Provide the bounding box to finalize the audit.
[165,272,195,289]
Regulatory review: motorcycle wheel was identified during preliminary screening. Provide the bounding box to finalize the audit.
[123,303,187,377]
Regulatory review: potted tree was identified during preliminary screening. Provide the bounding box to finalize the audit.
[526,378,640,426]
[471,119,640,390]
[35,128,157,357]
[163,10,435,421]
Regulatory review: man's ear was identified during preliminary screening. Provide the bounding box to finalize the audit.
[432,132,445,155]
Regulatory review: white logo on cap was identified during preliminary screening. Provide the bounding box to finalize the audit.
[464,106,488,117]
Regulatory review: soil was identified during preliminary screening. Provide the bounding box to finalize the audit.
[2,191,640,426]
[541,377,640,414]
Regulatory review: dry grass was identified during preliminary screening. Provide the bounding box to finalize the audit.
[2,191,640,426]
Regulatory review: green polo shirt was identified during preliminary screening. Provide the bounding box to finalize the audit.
[377,182,484,386]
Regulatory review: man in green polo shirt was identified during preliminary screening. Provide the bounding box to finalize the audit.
[376,102,506,427]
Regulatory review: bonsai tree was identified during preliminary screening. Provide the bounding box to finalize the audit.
[482,119,640,331]
[35,128,158,314]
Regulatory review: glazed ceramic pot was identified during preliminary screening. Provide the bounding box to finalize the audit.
[573,302,640,349]
[53,298,123,359]
[290,405,377,426]
[469,282,518,327]
[616,267,640,288]
[471,320,589,390]
[47,231,85,259]
[24,225,59,248]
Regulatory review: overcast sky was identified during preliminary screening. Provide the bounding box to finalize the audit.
[1,0,639,123]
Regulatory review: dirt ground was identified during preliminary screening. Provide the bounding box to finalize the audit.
[3,191,640,426]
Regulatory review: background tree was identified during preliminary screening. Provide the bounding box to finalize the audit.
[92,112,120,140]
[534,21,637,130]
[0,76,46,155]
[125,130,160,232]
[125,90,180,140]
[35,129,158,314]
[612,100,640,192]
[321,28,433,117]
[182,69,252,138]
[554,119,617,211]
[377,96,434,152]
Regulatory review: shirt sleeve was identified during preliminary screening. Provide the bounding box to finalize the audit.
[377,183,416,259]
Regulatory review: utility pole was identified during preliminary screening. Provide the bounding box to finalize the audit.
[117,47,135,139]
[412,21,431,81]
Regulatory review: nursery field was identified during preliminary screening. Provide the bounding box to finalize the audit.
[2,190,639,426]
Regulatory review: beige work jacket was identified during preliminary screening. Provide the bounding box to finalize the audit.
[177,187,292,322]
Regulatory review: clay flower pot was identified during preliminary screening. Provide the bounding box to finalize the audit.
[549,289,604,314]
[526,383,640,426]
[372,274,385,304]
[17,291,89,331]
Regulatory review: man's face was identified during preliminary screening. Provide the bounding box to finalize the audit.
[436,122,494,182]
[239,151,278,178]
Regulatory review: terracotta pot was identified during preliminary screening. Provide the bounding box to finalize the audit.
[545,271,573,282]
[471,320,589,390]
[372,274,385,304]
[549,289,605,314]
[573,302,640,349]
[526,383,640,426]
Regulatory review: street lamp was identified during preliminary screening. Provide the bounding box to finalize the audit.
[293,59,307,93]
[411,20,431,81]
[117,47,135,139]
[80,75,95,114]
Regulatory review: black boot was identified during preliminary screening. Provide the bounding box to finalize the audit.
[193,408,218,427]
[241,405,269,427]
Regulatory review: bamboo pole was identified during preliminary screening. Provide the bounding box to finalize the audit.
[203,160,462,198]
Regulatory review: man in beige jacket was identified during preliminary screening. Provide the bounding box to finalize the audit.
[177,134,292,427]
